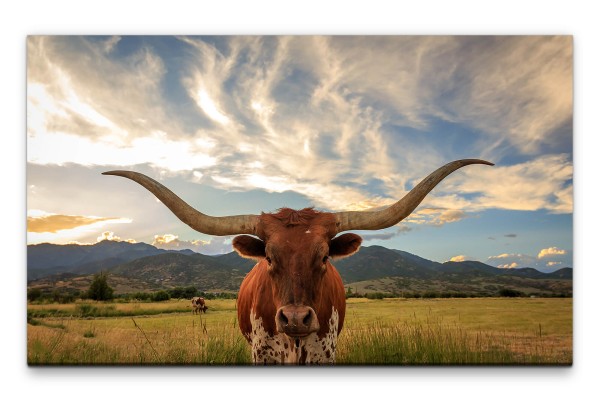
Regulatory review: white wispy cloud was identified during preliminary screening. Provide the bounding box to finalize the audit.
[28,126,217,171]
[498,262,519,269]
[97,231,136,243]
[187,36,568,216]
[152,233,233,255]
[405,208,468,226]
[27,36,171,141]
[194,89,231,125]
[487,246,571,272]
[27,36,572,221]
[102,36,121,54]
[360,225,412,242]
[26,36,221,173]
[487,253,538,269]
[538,247,567,258]
[446,154,573,214]
[303,36,572,157]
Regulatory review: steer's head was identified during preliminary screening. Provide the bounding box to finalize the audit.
[232,208,362,337]
[102,159,493,338]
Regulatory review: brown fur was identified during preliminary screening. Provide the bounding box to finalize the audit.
[235,209,359,358]
[266,207,321,227]
[191,297,206,314]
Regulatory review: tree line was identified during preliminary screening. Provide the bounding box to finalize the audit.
[27,272,237,303]
[344,286,572,299]
[27,272,572,304]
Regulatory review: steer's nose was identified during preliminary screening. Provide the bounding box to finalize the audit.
[276,305,319,337]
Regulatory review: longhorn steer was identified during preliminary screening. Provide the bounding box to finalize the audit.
[104,159,492,364]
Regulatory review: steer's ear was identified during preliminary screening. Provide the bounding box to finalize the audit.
[232,235,266,260]
[329,233,362,259]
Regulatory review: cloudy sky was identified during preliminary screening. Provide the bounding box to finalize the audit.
[26,35,573,272]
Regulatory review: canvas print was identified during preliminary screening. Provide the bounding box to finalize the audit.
[26,36,573,365]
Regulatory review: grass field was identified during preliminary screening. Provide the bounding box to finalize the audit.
[27,297,572,365]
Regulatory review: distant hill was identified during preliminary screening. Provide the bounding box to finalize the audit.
[110,252,254,291]
[547,268,573,280]
[27,241,572,296]
[213,251,257,271]
[334,245,440,282]
[436,261,503,277]
[27,240,196,279]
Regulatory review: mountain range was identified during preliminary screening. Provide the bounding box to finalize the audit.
[27,240,572,296]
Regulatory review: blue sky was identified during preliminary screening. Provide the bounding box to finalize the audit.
[26,35,573,272]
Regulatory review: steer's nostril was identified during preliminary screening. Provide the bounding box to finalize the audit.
[302,310,312,326]
[279,311,288,325]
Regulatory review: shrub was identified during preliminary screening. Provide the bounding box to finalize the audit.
[130,292,152,301]
[498,288,523,297]
[77,304,98,317]
[183,286,198,298]
[168,287,185,299]
[151,290,170,302]
[365,292,386,299]
[87,272,114,301]
[27,288,43,302]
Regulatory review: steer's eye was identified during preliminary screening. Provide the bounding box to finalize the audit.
[321,256,328,272]
[265,256,275,273]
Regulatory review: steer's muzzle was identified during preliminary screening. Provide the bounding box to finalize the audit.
[276,305,320,337]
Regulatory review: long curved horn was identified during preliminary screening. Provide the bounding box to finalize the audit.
[334,159,494,233]
[102,171,259,236]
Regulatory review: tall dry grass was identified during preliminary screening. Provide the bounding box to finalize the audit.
[336,318,570,365]
[28,313,251,365]
[27,298,572,365]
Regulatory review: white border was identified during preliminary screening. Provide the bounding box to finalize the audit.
[6,1,597,400]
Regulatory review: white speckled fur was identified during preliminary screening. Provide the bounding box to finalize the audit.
[250,307,339,364]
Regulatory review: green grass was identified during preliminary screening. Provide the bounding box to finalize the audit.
[335,298,571,365]
[27,297,571,365]
[28,300,251,365]
[337,318,558,365]
[28,301,191,319]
